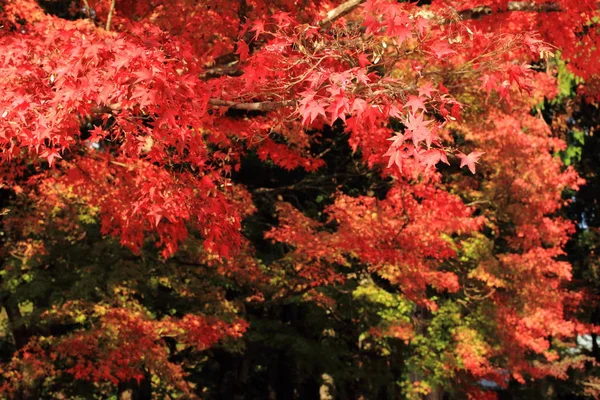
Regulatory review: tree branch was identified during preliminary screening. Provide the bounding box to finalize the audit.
[201,0,569,80]
[201,65,244,79]
[318,0,366,27]
[583,381,600,390]
[1,296,30,350]
[202,0,366,80]
[315,0,564,28]
[106,0,116,31]
[204,0,569,113]
[457,1,562,20]
[208,99,295,111]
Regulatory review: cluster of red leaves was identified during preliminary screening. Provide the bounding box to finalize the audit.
[430,0,600,95]
[0,305,247,396]
[267,176,484,306]
[453,103,587,385]
[0,0,252,257]
[1,0,599,397]
[0,0,556,257]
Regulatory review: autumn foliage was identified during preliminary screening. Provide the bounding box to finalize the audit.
[1,0,600,398]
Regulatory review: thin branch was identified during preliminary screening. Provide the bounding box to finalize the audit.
[208,99,295,111]
[200,0,569,80]
[465,199,492,206]
[201,65,244,79]
[110,160,129,168]
[238,0,249,31]
[201,0,366,80]
[106,0,116,31]
[457,1,562,20]
[582,381,600,390]
[81,99,294,115]
[317,0,564,27]
[503,1,562,12]
[318,0,366,27]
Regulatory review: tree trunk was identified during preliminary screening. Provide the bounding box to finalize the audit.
[117,373,152,400]
[1,296,29,350]
[274,352,295,400]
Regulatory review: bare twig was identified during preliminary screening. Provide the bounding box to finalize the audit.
[465,200,492,206]
[208,99,295,111]
[110,160,129,168]
[318,0,566,28]
[200,65,244,79]
[106,0,116,31]
[457,1,562,20]
[318,0,366,27]
[238,0,249,31]
[583,381,600,390]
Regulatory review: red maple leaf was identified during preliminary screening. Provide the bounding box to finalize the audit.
[351,98,367,115]
[358,53,371,68]
[40,149,62,167]
[403,96,426,114]
[272,12,293,28]
[235,40,249,62]
[299,94,326,125]
[403,112,432,147]
[429,41,456,59]
[418,82,436,99]
[384,143,415,171]
[387,15,412,44]
[457,151,484,174]
[386,133,405,149]
[327,94,349,124]
[251,20,266,40]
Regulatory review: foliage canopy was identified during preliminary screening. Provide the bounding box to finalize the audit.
[2,0,600,398]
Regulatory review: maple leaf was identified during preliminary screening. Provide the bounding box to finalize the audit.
[387,15,412,44]
[358,53,371,68]
[413,16,430,36]
[351,98,367,115]
[457,151,484,174]
[327,94,349,125]
[238,19,252,37]
[507,62,533,94]
[111,52,132,70]
[133,69,154,84]
[384,143,415,171]
[417,149,447,168]
[299,93,326,125]
[235,40,249,62]
[522,32,553,58]
[386,133,405,149]
[87,125,105,143]
[404,96,426,114]
[272,12,293,28]
[355,68,370,85]
[388,105,403,119]
[305,71,326,89]
[429,41,456,59]
[418,82,436,99]
[362,14,381,35]
[403,112,432,147]
[41,149,62,167]
[148,208,163,227]
[251,20,266,40]
[480,74,499,94]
